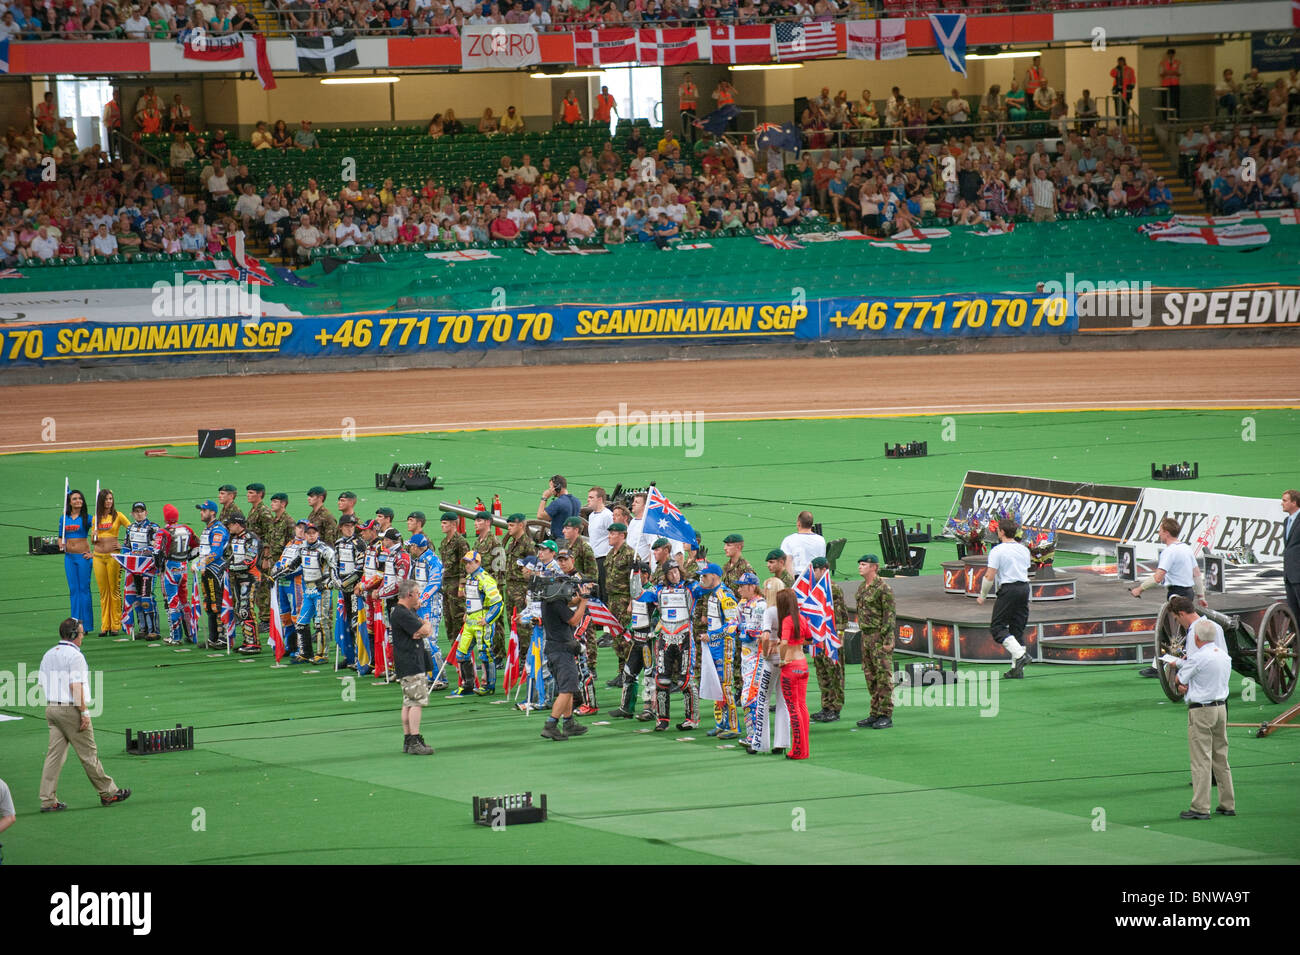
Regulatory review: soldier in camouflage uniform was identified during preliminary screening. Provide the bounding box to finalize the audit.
[765,549,795,589]
[602,522,636,681]
[503,513,537,653]
[245,483,274,632]
[217,484,239,524]
[809,557,846,723]
[306,486,338,544]
[561,516,600,673]
[472,509,508,662]
[438,511,471,649]
[853,554,897,729]
[261,493,297,621]
[721,534,755,697]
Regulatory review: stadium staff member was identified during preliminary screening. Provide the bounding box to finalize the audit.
[1170,619,1236,819]
[538,474,581,540]
[1282,489,1299,628]
[1130,517,1205,604]
[977,519,1033,679]
[38,618,131,811]
[540,574,591,742]
[392,580,435,756]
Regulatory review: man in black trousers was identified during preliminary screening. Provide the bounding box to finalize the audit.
[1282,489,1300,628]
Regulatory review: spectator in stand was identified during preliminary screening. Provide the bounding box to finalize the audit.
[1030,167,1056,222]
[478,107,499,134]
[1075,89,1099,131]
[1032,76,1055,113]
[91,223,118,257]
[442,109,464,135]
[251,121,273,150]
[1004,79,1028,124]
[124,5,150,37]
[499,105,524,133]
[294,119,318,150]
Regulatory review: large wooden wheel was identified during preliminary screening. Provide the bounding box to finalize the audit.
[1256,602,1299,704]
[1155,601,1186,703]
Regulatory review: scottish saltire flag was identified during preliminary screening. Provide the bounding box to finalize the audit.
[794,568,839,661]
[756,234,804,250]
[928,13,967,76]
[584,599,625,636]
[269,580,286,661]
[644,487,697,547]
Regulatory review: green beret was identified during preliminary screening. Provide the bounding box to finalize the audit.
[507,512,526,523]
[609,522,627,533]
[723,533,744,544]
[245,483,265,493]
[440,512,459,522]
[652,537,670,549]
[375,506,395,518]
[218,484,237,493]
[766,549,786,562]
[811,556,828,569]
[307,485,326,497]
[407,510,426,521]
[270,492,289,503]
[858,554,880,564]
[564,516,583,528]
[337,491,357,500]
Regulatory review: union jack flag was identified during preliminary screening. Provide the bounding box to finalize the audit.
[584,599,625,637]
[794,567,839,661]
[645,486,696,546]
[186,232,274,285]
[756,233,804,250]
[0,268,25,279]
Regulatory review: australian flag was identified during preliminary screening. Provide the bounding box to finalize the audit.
[644,486,697,548]
[794,567,839,661]
[755,121,802,155]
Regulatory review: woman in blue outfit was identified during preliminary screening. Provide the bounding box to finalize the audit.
[58,488,94,630]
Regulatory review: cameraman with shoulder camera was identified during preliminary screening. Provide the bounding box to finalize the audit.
[539,570,592,741]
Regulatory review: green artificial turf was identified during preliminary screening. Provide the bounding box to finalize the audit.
[2,409,1297,864]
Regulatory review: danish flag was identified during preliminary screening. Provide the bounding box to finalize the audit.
[574,28,636,66]
[708,24,772,65]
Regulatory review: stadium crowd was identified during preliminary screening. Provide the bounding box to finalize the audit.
[5,72,1299,265]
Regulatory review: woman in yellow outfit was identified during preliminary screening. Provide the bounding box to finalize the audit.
[93,489,131,636]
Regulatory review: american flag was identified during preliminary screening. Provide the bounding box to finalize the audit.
[756,234,804,250]
[775,21,839,62]
[584,599,625,637]
[793,567,839,661]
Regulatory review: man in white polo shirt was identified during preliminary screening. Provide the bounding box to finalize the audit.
[586,486,613,597]
[780,511,826,576]
[37,618,131,812]
[1131,516,1205,605]
[978,518,1033,679]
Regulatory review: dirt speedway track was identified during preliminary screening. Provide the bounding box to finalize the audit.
[3,348,1298,454]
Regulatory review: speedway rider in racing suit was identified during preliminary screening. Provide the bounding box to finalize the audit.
[691,562,742,739]
[451,550,502,697]
[224,511,263,654]
[154,503,198,645]
[273,522,337,664]
[650,561,700,732]
[408,533,447,689]
[611,560,657,721]
[332,515,367,670]
[124,502,160,640]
